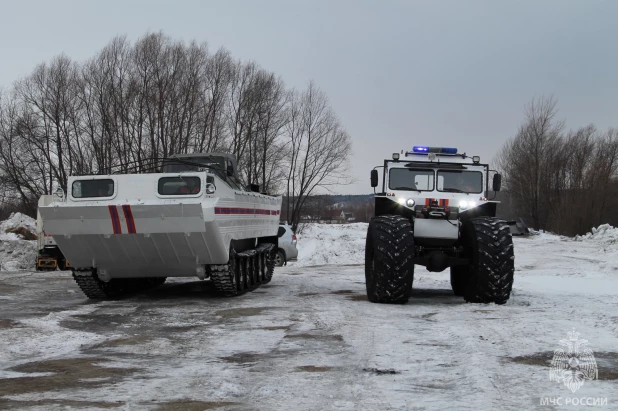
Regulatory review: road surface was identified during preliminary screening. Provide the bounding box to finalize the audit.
[0,234,617,410]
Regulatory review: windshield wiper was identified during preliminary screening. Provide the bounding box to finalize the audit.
[442,188,467,193]
[391,186,418,191]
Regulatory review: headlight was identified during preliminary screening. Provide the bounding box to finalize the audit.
[459,200,477,210]
[398,198,406,205]
[406,199,415,207]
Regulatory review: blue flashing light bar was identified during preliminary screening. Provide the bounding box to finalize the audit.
[412,146,458,154]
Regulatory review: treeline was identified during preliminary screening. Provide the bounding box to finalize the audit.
[0,32,351,227]
[497,96,618,236]
[282,194,375,224]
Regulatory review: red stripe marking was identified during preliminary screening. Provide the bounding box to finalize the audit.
[108,205,122,234]
[122,204,137,234]
[214,207,280,216]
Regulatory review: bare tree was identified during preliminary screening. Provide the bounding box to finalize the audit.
[497,96,618,236]
[285,82,352,232]
[497,95,563,230]
[0,32,353,218]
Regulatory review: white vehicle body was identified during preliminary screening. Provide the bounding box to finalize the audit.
[36,195,67,270]
[276,223,298,266]
[38,155,281,281]
[37,195,57,250]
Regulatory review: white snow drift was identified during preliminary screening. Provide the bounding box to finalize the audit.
[0,212,37,271]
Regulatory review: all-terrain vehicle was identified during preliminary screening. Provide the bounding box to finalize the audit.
[38,153,281,299]
[366,146,515,304]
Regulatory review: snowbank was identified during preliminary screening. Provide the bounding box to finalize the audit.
[0,212,37,241]
[0,212,38,271]
[576,223,618,245]
[0,239,37,271]
[291,222,618,271]
[290,223,368,267]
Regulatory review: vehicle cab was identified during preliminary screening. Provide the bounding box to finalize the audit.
[371,146,501,247]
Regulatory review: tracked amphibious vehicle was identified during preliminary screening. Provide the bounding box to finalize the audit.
[38,153,281,299]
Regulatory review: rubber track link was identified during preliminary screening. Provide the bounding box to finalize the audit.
[210,243,276,297]
[463,217,515,305]
[72,269,166,299]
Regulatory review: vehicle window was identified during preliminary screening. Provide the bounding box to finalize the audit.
[72,179,114,198]
[158,176,201,195]
[389,169,434,191]
[437,170,483,194]
[277,227,286,237]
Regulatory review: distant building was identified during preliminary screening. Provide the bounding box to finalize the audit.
[322,209,355,223]
[343,212,355,222]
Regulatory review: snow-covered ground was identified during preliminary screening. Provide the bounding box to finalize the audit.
[0,223,617,410]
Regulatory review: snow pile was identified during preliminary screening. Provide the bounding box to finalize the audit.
[291,223,368,267]
[0,213,38,271]
[0,239,37,271]
[576,223,618,245]
[0,212,37,241]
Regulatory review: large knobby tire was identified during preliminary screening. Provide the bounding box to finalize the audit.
[365,215,415,304]
[450,265,468,296]
[462,217,515,305]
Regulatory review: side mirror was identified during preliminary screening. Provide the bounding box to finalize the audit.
[370,170,378,188]
[54,186,65,200]
[227,165,234,177]
[493,174,502,192]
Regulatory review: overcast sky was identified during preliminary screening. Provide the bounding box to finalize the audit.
[1,0,617,194]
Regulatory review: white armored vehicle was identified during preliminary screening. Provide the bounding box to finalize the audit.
[38,153,281,299]
[366,146,515,305]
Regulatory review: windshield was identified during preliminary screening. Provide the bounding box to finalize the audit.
[389,168,434,191]
[162,157,226,173]
[437,170,483,193]
[162,156,242,190]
